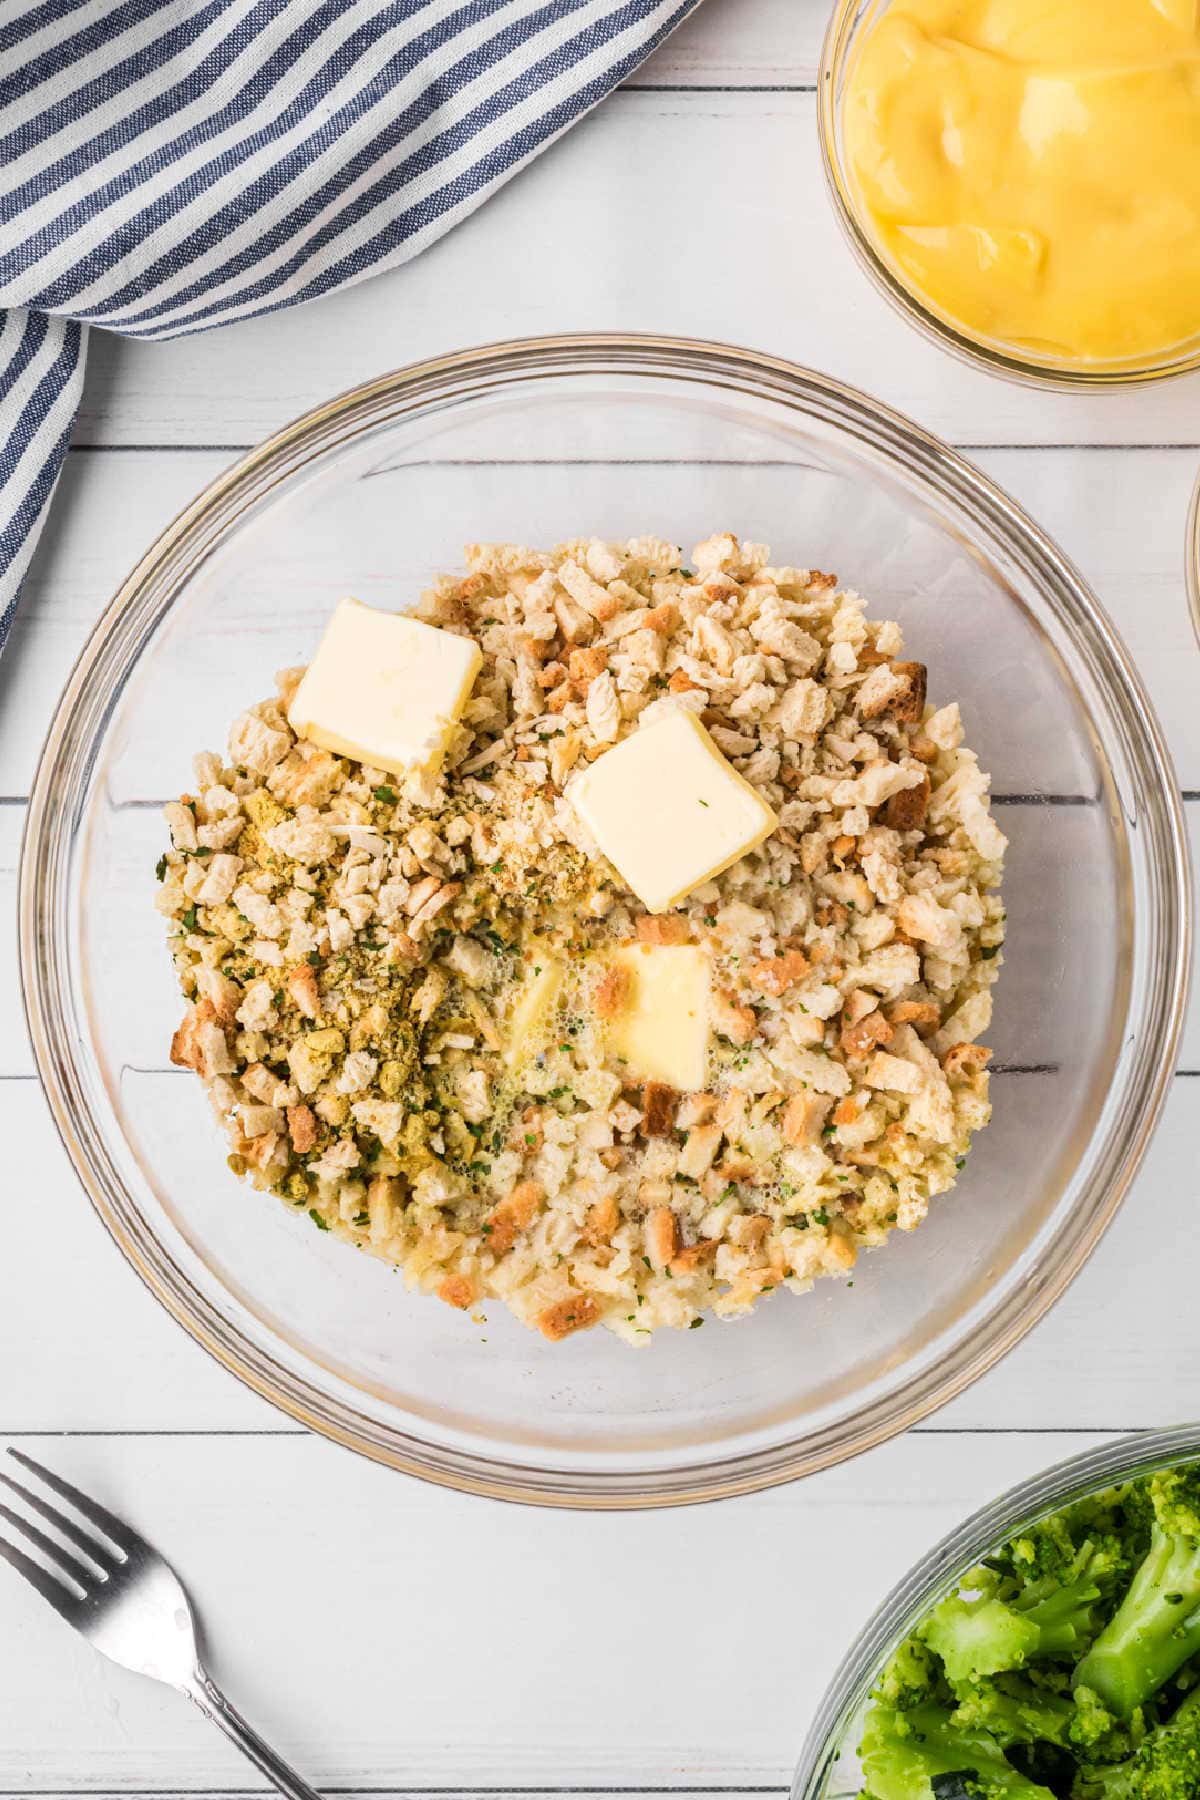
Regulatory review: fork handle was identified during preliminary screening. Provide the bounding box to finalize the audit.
[187,1666,324,1800]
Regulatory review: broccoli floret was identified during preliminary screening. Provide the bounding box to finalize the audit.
[922,1585,1041,1685]
[1067,1685,1134,1764]
[949,1676,1076,1749]
[992,1493,1135,1600]
[859,1702,1058,1798]
[1018,1580,1109,1661]
[1151,1470,1200,1543]
[1072,1685,1200,1798]
[922,1562,1105,1685]
[875,1637,946,1712]
[1074,1467,1200,1717]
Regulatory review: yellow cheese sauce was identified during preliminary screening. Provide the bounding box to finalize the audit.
[842,0,1200,367]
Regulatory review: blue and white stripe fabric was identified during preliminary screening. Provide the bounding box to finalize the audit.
[0,0,701,650]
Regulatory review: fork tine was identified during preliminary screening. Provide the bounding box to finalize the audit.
[6,1451,136,1559]
[0,1534,80,1622]
[0,1501,98,1593]
[0,1469,118,1574]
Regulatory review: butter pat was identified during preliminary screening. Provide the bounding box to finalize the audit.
[504,945,564,1069]
[288,598,481,780]
[568,710,777,913]
[606,945,711,1091]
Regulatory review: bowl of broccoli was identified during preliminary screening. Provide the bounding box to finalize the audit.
[794,1426,1200,1800]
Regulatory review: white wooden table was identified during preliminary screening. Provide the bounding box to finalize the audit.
[2,0,1197,1791]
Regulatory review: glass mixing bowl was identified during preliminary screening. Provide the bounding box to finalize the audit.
[20,334,1190,1507]
[818,1,1200,390]
[792,1423,1200,1798]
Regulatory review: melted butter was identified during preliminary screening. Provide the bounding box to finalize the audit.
[502,940,564,1070]
[842,0,1200,365]
[604,944,711,1091]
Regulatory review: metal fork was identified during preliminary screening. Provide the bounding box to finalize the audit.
[0,1447,321,1799]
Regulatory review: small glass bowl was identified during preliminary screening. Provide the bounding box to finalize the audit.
[19,334,1190,1507]
[793,1424,1200,1799]
[818,0,1200,390]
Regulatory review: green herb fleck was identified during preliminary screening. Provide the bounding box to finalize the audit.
[155,854,167,882]
[309,1209,329,1231]
[373,785,397,804]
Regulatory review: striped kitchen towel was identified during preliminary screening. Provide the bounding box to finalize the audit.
[0,0,702,651]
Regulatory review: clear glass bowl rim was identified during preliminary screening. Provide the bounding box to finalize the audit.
[817,2,1200,392]
[792,1422,1200,1799]
[18,331,1193,1508]
[1187,464,1200,651]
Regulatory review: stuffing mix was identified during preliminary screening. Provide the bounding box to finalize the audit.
[157,534,1005,1344]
